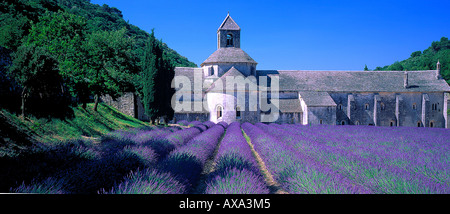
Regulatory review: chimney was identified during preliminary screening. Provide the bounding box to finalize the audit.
[403,70,409,88]
[436,60,442,79]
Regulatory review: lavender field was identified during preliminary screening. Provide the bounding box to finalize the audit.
[3,121,450,194]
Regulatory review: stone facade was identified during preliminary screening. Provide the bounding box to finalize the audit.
[328,92,448,127]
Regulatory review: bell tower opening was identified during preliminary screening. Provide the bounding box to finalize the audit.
[226,33,233,47]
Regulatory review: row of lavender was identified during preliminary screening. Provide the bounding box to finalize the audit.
[102,120,228,193]
[204,122,269,194]
[284,124,450,186]
[242,123,371,194]
[288,124,449,193]
[103,121,271,194]
[10,120,270,194]
[253,123,450,194]
[11,121,218,193]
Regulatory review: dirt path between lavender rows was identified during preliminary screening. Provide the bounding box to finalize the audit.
[242,129,289,194]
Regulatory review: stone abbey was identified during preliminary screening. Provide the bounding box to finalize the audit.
[171,13,450,128]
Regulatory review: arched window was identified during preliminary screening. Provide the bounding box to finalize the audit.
[380,103,385,111]
[341,120,346,125]
[390,121,395,127]
[217,105,223,119]
[236,106,241,119]
[412,103,417,110]
[338,104,343,110]
[365,103,370,110]
[417,121,422,127]
[319,119,323,125]
[430,121,434,128]
[226,33,233,47]
[355,121,360,125]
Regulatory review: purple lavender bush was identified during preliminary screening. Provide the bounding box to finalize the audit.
[266,123,449,194]
[205,122,268,194]
[205,168,269,194]
[160,124,225,192]
[203,121,215,129]
[243,122,371,194]
[100,168,186,194]
[177,120,189,126]
[10,177,67,194]
[122,145,158,166]
[188,121,202,127]
[144,124,208,159]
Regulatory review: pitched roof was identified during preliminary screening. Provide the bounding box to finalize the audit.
[218,14,240,31]
[201,47,257,66]
[271,99,303,113]
[299,91,336,106]
[262,70,450,92]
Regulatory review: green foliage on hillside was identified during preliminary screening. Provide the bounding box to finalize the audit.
[373,37,450,84]
[0,0,196,67]
[0,0,195,118]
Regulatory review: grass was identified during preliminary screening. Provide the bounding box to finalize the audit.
[0,103,149,158]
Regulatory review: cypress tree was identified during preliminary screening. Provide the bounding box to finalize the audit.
[142,30,158,123]
[142,30,176,124]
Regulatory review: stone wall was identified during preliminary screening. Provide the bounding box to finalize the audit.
[328,91,447,128]
[101,92,135,118]
[307,106,336,125]
[275,112,302,124]
[100,92,150,122]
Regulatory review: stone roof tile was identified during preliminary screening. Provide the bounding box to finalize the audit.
[201,47,257,66]
[263,70,450,92]
[299,91,336,106]
[268,99,303,113]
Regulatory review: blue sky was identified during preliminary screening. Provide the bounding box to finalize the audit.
[91,0,450,70]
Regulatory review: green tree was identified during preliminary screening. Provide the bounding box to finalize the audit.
[411,51,421,58]
[364,64,369,71]
[141,31,175,124]
[141,30,159,122]
[84,27,138,112]
[388,61,404,71]
[0,13,30,51]
[158,43,176,122]
[9,45,63,117]
[25,10,90,108]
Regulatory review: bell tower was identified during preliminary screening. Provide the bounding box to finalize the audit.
[217,13,240,49]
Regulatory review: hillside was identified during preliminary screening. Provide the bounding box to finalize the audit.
[0,0,197,68]
[373,37,450,84]
[0,103,148,158]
